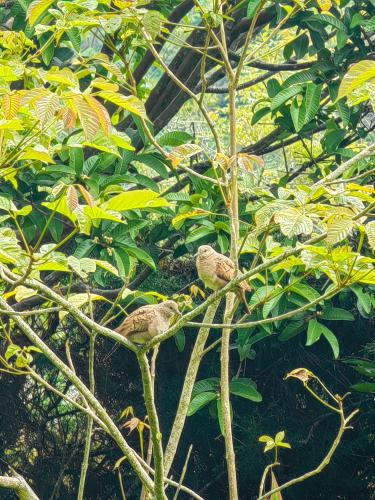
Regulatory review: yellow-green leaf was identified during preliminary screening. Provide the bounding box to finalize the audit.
[27,0,55,26]
[102,190,170,212]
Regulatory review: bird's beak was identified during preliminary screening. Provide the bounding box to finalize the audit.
[194,252,198,257]
[177,310,182,317]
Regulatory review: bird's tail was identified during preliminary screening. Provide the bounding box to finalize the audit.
[236,288,251,315]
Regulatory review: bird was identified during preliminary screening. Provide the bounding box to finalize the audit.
[195,245,251,314]
[114,300,181,344]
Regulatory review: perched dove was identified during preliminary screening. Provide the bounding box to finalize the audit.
[195,245,251,313]
[115,300,181,344]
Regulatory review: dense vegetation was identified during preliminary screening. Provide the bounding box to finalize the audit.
[0,0,374,498]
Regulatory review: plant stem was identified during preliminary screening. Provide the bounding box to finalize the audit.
[220,76,239,500]
[137,351,166,499]
[77,334,96,500]
[258,406,359,499]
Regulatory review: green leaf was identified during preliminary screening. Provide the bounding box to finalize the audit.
[125,247,155,270]
[306,318,322,345]
[94,259,119,277]
[283,69,317,88]
[262,292,282,318]
[97,91,146,117]
[229,378,262,402]
[259,435,274,443]
[192,378,220,398]
[289,283,320,302]
[113,248,130,277]
[338,60,375,100]
[251,106,271,125]
[136,154,169,179]
[27,0,54,26]
[157,131,193,147]
[278,320,305,341]
[275,431,285,443]
[308,13,347,33]
[298,83,322,130]
[350,382,375,393]
[175,330,185,352]
[187,392,217,416]
[320,307,354,321]
[5,344,21,361]
[247,0,260,18]
[102,190,169,212]
[69,148,84,176]
[83,206,123,223]
[274,207,313,237]
[271,85,304,110]
[185,226,214,244]
[366,221,375,251]
[322,327,339,359]
[217,398,224,435]
[326,217,353,245]
[350,285,372,315]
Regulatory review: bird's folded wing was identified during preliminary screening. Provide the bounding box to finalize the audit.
[116,307,156,336]
[215,256,235,283]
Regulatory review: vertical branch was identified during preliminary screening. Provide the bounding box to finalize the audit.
[77,334,96,500]
[164,300,220,475]
[137,351,166,500]
[140,346,159,500]
[220,17,240,498]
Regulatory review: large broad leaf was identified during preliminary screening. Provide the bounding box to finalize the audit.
[125,247,155,270]
[289,283,320,302]
[192,378,220,398]
[297,83,322,131]
[229,378,262,402]
[350,285,372,315]
[271,85,304,110]
[247,0,261,18]
[350,383,375,393]
[167,144,202,167]
[338,60,375,100]
[320,307,354,321]
[27,0,54,26]
[278,320,306,341]
[306,318,323,345]
[307,13,347,32]
[83,206,123,223]
[274,208,313,237]
[0,228,22,264]
[326,217,353,245]
[157,131,193,147]
[187,392,217,416]
[97,91,146,117]
[306,319,339,358]
[102,190,169,212]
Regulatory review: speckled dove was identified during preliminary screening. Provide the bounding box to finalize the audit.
[115,300,181,343]
[195,245,251,313]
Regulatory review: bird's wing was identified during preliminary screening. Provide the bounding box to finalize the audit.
[216,256,252,291]
[115,306,156,337]
[215,255,235,283]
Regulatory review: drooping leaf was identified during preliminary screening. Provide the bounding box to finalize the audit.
[229,378,262,402]
[187,392,217,416]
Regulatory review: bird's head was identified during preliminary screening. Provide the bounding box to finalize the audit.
[195,245,215,258]
[161,300,181,317]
